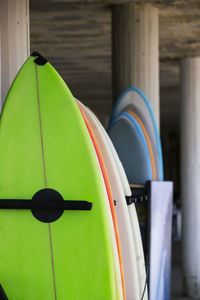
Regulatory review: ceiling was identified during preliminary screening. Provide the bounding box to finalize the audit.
[30,0,200,128]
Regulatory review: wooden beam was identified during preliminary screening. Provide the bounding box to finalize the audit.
[49,0,174,5]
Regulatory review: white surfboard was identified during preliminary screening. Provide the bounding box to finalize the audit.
[78,100,140,300]
[90,110,148,300]
[86,106,148,300]
[96,153,123,300]
[95,149,123,300]
[102,118,148,300]
[128,204,148,300]
[78,104,123,300]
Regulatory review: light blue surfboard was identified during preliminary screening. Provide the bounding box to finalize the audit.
[108,87,164,181]
[108,112,152,185]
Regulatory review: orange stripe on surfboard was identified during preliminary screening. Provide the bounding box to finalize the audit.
[127,110,156,181]
[78,105,126,300]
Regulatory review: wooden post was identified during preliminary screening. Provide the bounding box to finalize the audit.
[181,57,200,298]
[0,0,30,107]
[112,3,160,126]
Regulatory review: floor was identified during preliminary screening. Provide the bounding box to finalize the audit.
[171,242,194,300]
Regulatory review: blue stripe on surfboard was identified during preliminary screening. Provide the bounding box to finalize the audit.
[109,111,152,181]
[108,87,164,181]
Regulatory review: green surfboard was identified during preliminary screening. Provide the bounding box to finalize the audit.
[0,54,115,299]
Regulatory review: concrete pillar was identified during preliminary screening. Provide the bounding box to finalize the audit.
[181,57,200,298]
[0,0,30,107]
[112,3,160,126]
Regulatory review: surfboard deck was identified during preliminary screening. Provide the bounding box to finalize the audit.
[125,104,160,180]
[108,112,152,184]
[0,54,115,299]
[126,110,156,181]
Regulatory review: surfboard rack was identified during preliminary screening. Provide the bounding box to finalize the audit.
[131,181,173,300]
[0,285,8,300]
[126,194,148,205]
[126,184,148,205]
